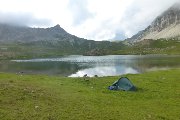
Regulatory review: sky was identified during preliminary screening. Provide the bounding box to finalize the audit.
[0,0,179,41]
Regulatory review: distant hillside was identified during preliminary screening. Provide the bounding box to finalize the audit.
[1,5,180,60]
[112,38,180,55]
[0,24,86,42]
[0,24,126,59]
[127,2,180,42]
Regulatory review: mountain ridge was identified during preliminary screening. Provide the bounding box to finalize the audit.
[0,23,87,43]
[126,2,180,42]
[0,23,127,58]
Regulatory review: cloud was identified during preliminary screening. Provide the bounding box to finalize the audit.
[115,0,180,38]
[67,0,180,40]
[68,0,133,40]
[68,0,94,25]
[0,0,70,28]
[0,12,52,27]
[0,0,179,40]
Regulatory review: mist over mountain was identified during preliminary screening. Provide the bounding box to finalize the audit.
[127,2,180,42]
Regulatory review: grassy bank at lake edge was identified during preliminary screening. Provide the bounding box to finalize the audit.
[0,69,180,120]
[1,39,180,60]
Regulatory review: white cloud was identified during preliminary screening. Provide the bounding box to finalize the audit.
[0,0,179,40]
[67,0,180,40]
[0,11,52,27]
[68,0,94,25]
[120,0,180,37]
[67,0,134,40]
[0,0,72,28]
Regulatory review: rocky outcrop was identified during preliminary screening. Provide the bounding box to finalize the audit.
[151,3,180,32]
[127,2,180,42]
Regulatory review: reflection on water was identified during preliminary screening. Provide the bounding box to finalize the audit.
[0,55,180,77]
[69,66,138,77]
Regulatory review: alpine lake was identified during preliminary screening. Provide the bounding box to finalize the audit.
[0,55,180,77]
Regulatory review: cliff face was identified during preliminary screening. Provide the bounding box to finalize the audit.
[151,3,180,32]
[128,3,180,42]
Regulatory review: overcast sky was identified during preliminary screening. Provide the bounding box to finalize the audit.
[0,0,179,41]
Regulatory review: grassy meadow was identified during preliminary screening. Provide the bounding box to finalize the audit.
[0,69,180,120]
[113,39,180,55]
[1,39,180,60]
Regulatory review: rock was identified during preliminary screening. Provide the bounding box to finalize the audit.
[127,2,180,42]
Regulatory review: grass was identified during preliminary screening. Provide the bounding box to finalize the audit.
[0,69,180,120]
[114,39,180,55]
[1,39,180,60]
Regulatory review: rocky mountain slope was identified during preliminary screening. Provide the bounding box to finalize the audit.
[127,2,180,42]
[0,24,86,42]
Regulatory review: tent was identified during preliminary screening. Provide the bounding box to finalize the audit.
[108,77,136,91]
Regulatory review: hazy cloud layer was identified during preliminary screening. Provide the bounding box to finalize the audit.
[67,0,180,40]
[0,0,179,40]
[119,0,180,38]
[0,12,52,27]
[68,0,94,25]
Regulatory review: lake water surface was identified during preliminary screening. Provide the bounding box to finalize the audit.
[0,55,180,77]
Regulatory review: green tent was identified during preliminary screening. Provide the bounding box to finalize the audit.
[108,77,136,91]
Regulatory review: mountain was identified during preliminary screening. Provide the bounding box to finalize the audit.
[0,24,126,59]
[127,2,180,42]
[0,24,86,42]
